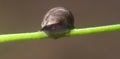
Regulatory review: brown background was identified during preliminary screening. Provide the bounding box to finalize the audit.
[0,0,120,59]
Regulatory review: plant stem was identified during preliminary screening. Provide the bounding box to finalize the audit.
[0,24,120,43]
[65,24,120,37]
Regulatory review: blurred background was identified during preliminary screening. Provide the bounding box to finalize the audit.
[0,0,120,59]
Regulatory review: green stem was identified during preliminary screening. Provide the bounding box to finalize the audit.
[0,24,120,43]
[65,24,120,37]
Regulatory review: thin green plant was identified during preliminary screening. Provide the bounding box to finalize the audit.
[0,24,119,43]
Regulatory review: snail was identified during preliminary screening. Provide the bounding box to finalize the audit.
[41,7,74,38]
